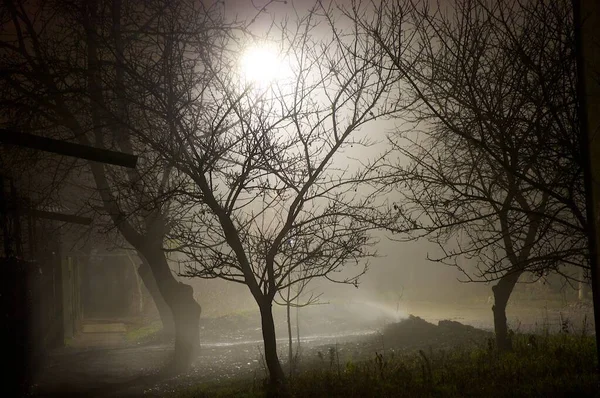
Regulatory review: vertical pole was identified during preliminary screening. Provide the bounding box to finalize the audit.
[574,0,600,369]
[0,176,9,257]
[579,266,588,301]
[10,180,20,258]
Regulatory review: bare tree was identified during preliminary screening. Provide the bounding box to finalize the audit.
[128,2,404,391]
[354,0,584,350]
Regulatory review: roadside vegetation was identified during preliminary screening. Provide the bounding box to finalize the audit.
[287,334,597,397]
[126,321,166,345]
[171,317,598,397]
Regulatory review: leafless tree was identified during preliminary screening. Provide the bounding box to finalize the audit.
[127,1,405,391]
[353,0,584,350]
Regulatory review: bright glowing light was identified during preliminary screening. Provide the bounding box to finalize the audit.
[240,44,287,86]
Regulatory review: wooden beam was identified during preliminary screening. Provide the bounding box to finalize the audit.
[0,129,137,168]
[30,209,92,226]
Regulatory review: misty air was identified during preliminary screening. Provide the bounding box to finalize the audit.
[1,0,599,397]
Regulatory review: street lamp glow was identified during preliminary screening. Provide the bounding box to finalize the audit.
[240,44,286,86]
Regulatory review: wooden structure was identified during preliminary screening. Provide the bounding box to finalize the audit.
[575,0,600,368]
[0,129,138,168]
[0,130,137,395]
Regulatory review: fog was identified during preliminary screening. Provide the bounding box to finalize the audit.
[188,236,485,316]
[2,0,597,396]
[24,233,591,397]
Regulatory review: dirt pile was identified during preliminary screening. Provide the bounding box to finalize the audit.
[378,315,492,352]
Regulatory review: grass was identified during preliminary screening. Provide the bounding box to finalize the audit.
[292,333,598,397]
[171,332,599,397]
[125,320,164,343]
[171,380,265,398]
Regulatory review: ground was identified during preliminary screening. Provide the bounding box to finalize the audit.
[30,300,594,397]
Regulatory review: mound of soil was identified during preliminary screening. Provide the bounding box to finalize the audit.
[300,315,493,370]
[379,315,492,352]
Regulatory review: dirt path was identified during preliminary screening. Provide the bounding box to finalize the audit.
[32,332,375,397]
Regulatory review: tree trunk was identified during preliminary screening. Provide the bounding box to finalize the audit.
[125,253,144,315]
[578,267,587,301]
[259,300,287,396]
[137,259,175,336]
[286,299,293,378]
[296,303,301,349]
[492,271,522,352]
[141,247,201,373]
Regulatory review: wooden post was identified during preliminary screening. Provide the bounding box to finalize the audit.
[574,0,600,369]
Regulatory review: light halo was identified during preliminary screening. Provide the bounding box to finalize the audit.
[239,43,288,87]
